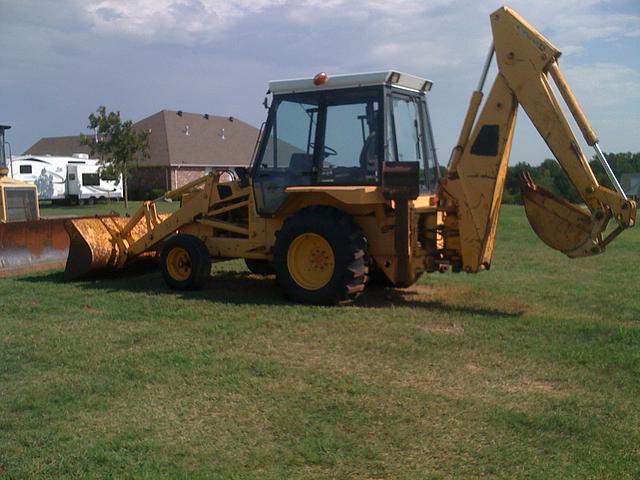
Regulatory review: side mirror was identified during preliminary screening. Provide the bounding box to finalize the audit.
[382,161,420,200]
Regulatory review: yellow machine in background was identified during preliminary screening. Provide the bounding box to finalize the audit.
[64,7,635,304]
[0,125,73,276]
[0,125,39,223]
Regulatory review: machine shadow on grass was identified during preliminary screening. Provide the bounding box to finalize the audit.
[355,286,526,318]
[20,267,525,318]
[20,268,287,307]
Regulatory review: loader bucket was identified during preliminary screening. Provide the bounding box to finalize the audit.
[0,218,71,276]
[65,217,121,279]
[64,214,169,279]
[520,173,605,258]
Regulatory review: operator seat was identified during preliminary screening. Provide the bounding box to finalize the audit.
[359,131,378,178]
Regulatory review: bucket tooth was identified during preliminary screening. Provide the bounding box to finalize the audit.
[519,173,607,258]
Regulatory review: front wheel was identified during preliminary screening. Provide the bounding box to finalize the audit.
[160,234,211,290]
[273,206,368,305]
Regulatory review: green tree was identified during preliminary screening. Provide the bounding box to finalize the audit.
[504,162,531,204]
[501,152,639,205]
[81,106,149,208]
[589,152,640,192]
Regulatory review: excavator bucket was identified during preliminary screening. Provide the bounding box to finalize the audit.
[0,218,71,276]
[64,214,168,279]
[520,173,606,258]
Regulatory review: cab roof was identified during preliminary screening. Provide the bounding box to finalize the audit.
[269,71,433,95]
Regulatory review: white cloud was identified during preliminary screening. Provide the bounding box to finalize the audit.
[85,0,287,43]
[562,62,640,109]
[80,1,640,75]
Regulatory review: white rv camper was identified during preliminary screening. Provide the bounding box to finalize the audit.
[9,154,123,204]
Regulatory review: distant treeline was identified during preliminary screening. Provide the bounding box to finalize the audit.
[427,152,639,204]
[502,152,639,204]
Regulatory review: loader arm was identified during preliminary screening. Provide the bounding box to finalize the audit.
[64,172,253,279]
[437,6,636,273]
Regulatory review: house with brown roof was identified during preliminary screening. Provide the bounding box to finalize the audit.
[24,136,92,157]
[131,110,258,192]
[23,110,259,193]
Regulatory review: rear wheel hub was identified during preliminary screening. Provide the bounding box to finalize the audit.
[287,233,335,290]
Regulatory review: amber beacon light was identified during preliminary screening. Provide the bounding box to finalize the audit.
[313,72,328,85]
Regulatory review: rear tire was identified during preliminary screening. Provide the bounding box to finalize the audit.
[245,259,275,276]
[273,206,368,305]
[160,234,211,290]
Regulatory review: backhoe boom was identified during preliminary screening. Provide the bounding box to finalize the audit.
[437,6,636,273]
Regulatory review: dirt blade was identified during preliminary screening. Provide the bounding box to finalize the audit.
[520,173,606,258]
[64,214,170,279]
[0,218,71,277]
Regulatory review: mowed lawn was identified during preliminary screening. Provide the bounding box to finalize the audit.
[39,200,181,218]
[1,205,639,479]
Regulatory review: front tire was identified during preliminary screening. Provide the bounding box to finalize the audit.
[160,234,211,290]
[273,206,368,305]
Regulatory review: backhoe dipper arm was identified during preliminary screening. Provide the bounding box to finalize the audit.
[438,6,636,273]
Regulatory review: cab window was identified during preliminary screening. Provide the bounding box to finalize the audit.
[319,93,381,185]
[253,97,319,215]
[388,92,439,191]
[260,100,317,171]
[389,95,423,163]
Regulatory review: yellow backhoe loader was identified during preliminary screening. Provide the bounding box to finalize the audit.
[0,125,71,276]
[64,7,635,304]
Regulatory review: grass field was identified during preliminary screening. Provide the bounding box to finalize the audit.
[39,200,180,219]
[1,205,639,479]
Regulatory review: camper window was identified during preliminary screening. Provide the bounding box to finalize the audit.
[19,165,32,174]
[82,173,100,186]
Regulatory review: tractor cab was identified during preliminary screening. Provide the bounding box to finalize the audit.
[252,71,439,216]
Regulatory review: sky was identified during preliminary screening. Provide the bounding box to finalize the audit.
[1,0,639,166]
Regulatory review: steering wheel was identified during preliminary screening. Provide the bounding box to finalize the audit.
[310,143,338,157]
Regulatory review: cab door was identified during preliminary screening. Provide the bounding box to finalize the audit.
[252,96,320,216]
